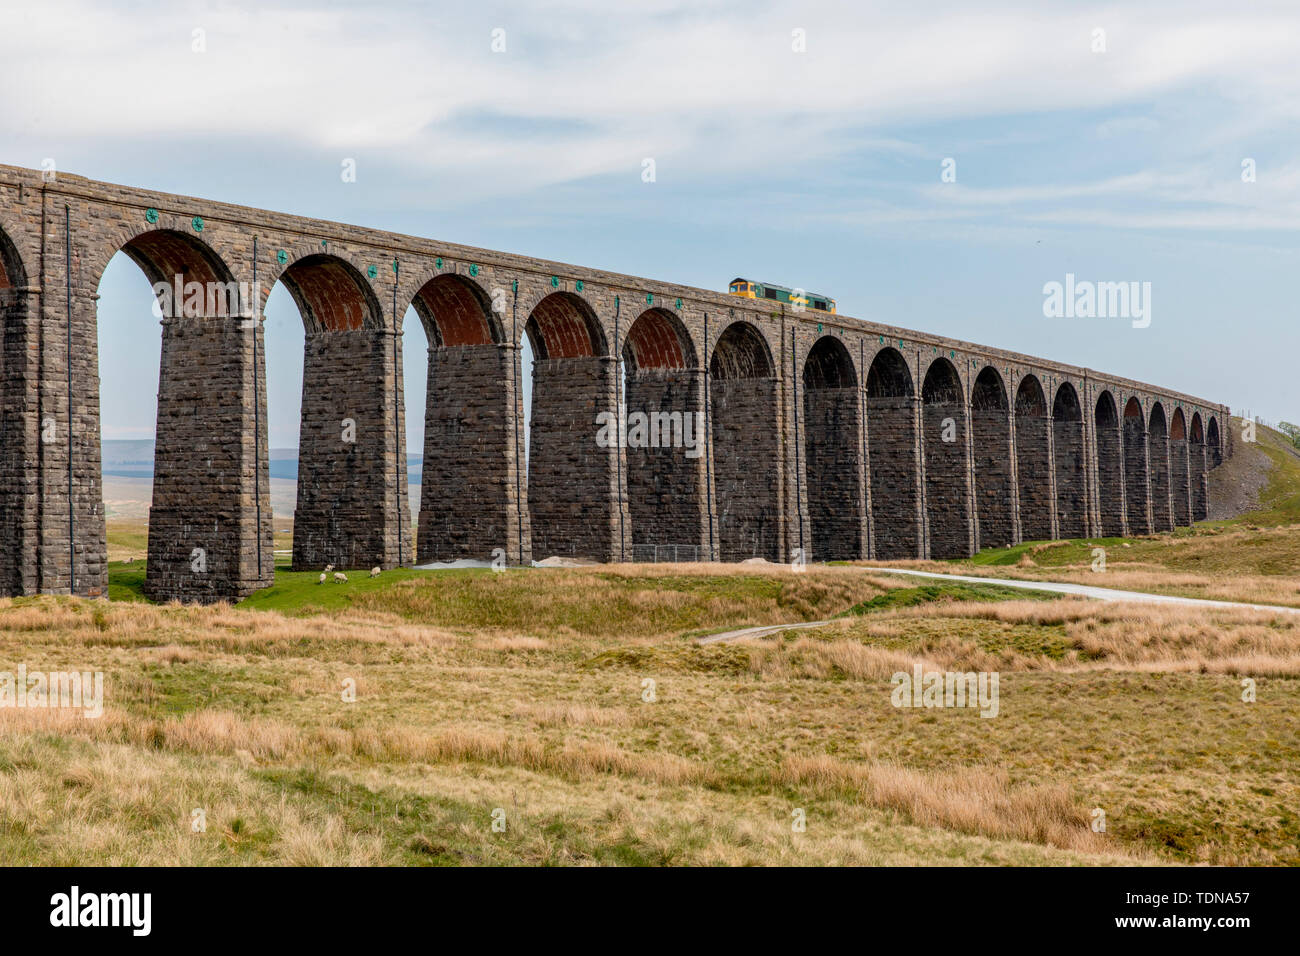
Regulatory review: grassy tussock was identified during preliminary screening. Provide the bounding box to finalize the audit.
[346,565,895,638]
[510,701,639,728]
[780,755,1114,855]
[0,706,713,788]
[915,600,1300,674]
[747,632,938,680]
[743,599,1300,676]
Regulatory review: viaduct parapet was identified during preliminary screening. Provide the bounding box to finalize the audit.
[0,164,1232,601]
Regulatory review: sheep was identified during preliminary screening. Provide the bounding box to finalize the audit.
[369,567,381,578]
[333,572,348,583]
[318,572,326,584]
[324,563,335,573]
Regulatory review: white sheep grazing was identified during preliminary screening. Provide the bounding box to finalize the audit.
[369,566,381,578]
[324,563,335,573]
[318,572,326,584]
[333,572,348,583]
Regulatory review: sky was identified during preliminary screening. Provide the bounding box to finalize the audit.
[1,0,1297,450]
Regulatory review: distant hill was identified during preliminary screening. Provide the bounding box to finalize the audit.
[103,439,423,484]
[100,439,157,478]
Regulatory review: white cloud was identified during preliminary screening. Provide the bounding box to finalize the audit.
[5,0,1300,230]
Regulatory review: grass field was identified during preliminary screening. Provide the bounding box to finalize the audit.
[1,417,1296,866]
[3,562,1298,865]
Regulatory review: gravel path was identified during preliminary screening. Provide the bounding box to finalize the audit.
[695,566,1300,644]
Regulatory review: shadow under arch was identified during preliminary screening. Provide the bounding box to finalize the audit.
[802,336,863,560]
[922,357,970,558]
[279,253,384,333]
[710,321,779,562]
[1123,397,1150,534]
[970,366,1013,548]
[1169,407,1191,527]
[1190,412,1208,520]
[1095,390,1124,536]
[1052,382,1086,537]
[1015,374,1052,541]
[1148,402,1173,531]
[866,347,918,559]
[1206,416,1222,467]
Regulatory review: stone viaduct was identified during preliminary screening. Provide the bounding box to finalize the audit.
[0,164,1232,602]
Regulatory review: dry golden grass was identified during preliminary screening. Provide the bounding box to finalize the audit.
[780,755,1113,855]
[2,559,1297,866]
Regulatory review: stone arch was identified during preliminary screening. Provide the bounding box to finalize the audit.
[970,366,1014,548]
[1052,382,1086,537]
[1095,391,1124,536]
[0,219,28,378]
[922,357,970,558]
[710,321,779,561]
[802,336,863,560]
[710,320,774,379]
[866,347,918,559]
[410,273,503,346]
[1147,403,1172,531]
[80,220,243,304]
[1206,416,1222,467]
[526,291,621,560]
[624,307,697,372]
[524,291,607,359]
[123,229,235,290]
[279,253,384,333]
[91,229,269,601]
[1190,412,1207,521]
[1015,374,1052,541]
[1123,397,1150,534]
[1169,407,1191,527]
[0,220,29,289]
[622,308,705,557]
[410,273,521,564]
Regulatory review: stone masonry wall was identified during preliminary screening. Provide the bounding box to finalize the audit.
[868,396,920,559]
[1053,418,1087,537]
[1097,423,1125,536]
[145,316,272,602]
[624,367,707,554]
[528,355,626,561]
[713,376,780,562]
[1149,429,1173,533]
[1016,413,1054,541]
[971,405,1014,548]
[803,385,863,560]
[418,344,525,563]
[1191,441,1208,521]
[0,288,39,595]
[293,329,408,571]
[1124,417,1152,535]
[1171,438,1191,526]
[922,401,971,559]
